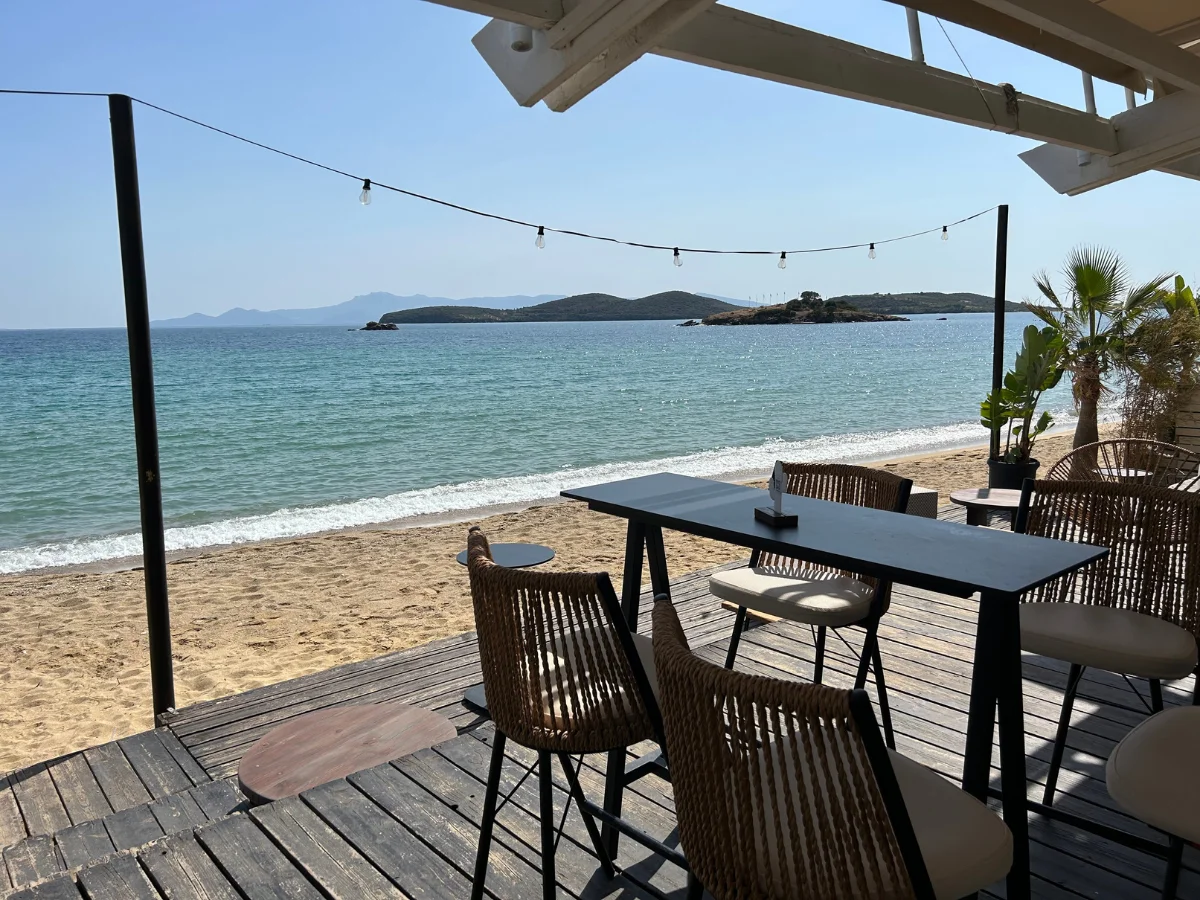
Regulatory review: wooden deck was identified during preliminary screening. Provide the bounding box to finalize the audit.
[3,505,1199,898]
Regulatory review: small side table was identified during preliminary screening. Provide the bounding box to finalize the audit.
[238,703,455,805]
[455,542,555,568]
[458,542,556,714]
[950,488,1024,527]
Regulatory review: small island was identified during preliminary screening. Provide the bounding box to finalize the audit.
[702,292,908,325]
[361,321,399,331]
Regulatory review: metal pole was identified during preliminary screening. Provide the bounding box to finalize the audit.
[990,204,1009,461]
[108,93,175,717]
[905,8,925,64]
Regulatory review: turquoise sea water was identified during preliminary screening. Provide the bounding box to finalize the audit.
[0,314,1077,573]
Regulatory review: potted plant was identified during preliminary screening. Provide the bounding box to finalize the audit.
[981,324,1064,489]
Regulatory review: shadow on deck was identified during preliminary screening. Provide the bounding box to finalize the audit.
[2,505,1198,898]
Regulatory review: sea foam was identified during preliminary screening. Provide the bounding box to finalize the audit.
[0,416,1081,574]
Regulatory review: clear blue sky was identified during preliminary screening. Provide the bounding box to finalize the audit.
[2,0,1196,329]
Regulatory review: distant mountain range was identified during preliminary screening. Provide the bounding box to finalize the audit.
[827,292,1022,314]
[379,292,738,324]
[151,293,566,327]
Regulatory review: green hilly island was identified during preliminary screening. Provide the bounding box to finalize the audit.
[827,291,1021,314]
[379,291,737,324]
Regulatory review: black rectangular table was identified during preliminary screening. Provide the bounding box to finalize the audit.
[562,472,1109,900]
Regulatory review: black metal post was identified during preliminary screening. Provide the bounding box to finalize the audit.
[109,93,175,718]
[989,204,1009,461]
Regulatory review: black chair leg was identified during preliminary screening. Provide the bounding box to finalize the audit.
[686,871,704,899]
[1163,835,1184,900]
[558,753,615,880]
[853,622,876,691]
[871,639,896,750]
[539,751,556,900]
[724,606,748,669]
[813,625,827,684]
[1044,663,1085,807]
[472,731,507,900]
[1150,678,1164,713]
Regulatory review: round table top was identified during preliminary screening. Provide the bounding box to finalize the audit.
[949,487,1024,510]
[455,541,555,568]
[238,702,456,805]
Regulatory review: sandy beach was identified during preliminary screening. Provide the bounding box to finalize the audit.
[0,430,1088,772]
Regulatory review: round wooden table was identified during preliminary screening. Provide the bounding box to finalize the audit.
[949,487,1024,527]
[455,542,555,568]
[238,702,456,805]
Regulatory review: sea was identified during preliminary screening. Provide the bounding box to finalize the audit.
[0,314,1079,574]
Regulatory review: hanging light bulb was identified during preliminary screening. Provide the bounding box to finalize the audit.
[778,252,787,270]
[673,248,682,267]
[941,225,949,241]
[535,226,545,249]
[359,179,372,206]
[868,242,876,260]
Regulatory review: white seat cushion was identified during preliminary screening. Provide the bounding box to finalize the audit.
[1107,706,1200,844]
[745,743,1011,899]
[889,751,1013,900]
[1021,603,1197,679]
[540,629,659,731]
[710,566,875,628]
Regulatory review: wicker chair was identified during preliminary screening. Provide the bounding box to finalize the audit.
[712,463,912,748]
[1044,438,1200,490]
[652,597,1012,900]
[465,527,664,900]
[1014,480,1200,808]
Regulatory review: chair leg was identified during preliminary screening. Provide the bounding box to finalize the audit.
[472,731,507,900]
[558,753,615,880]
[813,625,827,685]
[1163,835,1184,900]
[871,639,896,750]
[539,751,556,900]
[853,622,877,691]
[1044,663,1085,807]
[1150,678,1164,714]
[724,606,748,669]
[686,871,704,899]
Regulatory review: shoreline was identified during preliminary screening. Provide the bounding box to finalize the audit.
[7,424,1080,578]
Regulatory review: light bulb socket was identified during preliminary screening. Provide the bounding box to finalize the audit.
[362,179,371,192]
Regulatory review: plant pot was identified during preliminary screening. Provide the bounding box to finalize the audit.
[987,458,1040,490]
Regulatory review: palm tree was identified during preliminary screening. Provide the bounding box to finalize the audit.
[1026,247,1169,449]
[1121,276,1200,441]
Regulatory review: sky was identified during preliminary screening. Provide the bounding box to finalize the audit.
[1,0,1197,329]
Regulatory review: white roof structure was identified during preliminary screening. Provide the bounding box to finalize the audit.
[424,0,1200,195]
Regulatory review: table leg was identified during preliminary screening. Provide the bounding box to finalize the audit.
[966,507,989,526]
[963,589,1030,900]
[603,519,646,857]
[644,525,672,601]
[994,590,1031,900]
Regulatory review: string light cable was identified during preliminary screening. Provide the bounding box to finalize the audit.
[2,88,997,264]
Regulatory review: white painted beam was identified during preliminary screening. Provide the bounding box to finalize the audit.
[1020,90,1200,193]
[965,0,1200,93]
[472,0,709,108]
[653,5,1118,153]
[544,0,717,110]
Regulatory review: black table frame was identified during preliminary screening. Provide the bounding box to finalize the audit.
[563,473,1109,900]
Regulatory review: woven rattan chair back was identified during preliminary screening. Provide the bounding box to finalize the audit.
[466,527,657,755]
[1018,481,1200,638]
[1044,439,1200,489]
[757,464,912,605]
[653,598,930,900]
